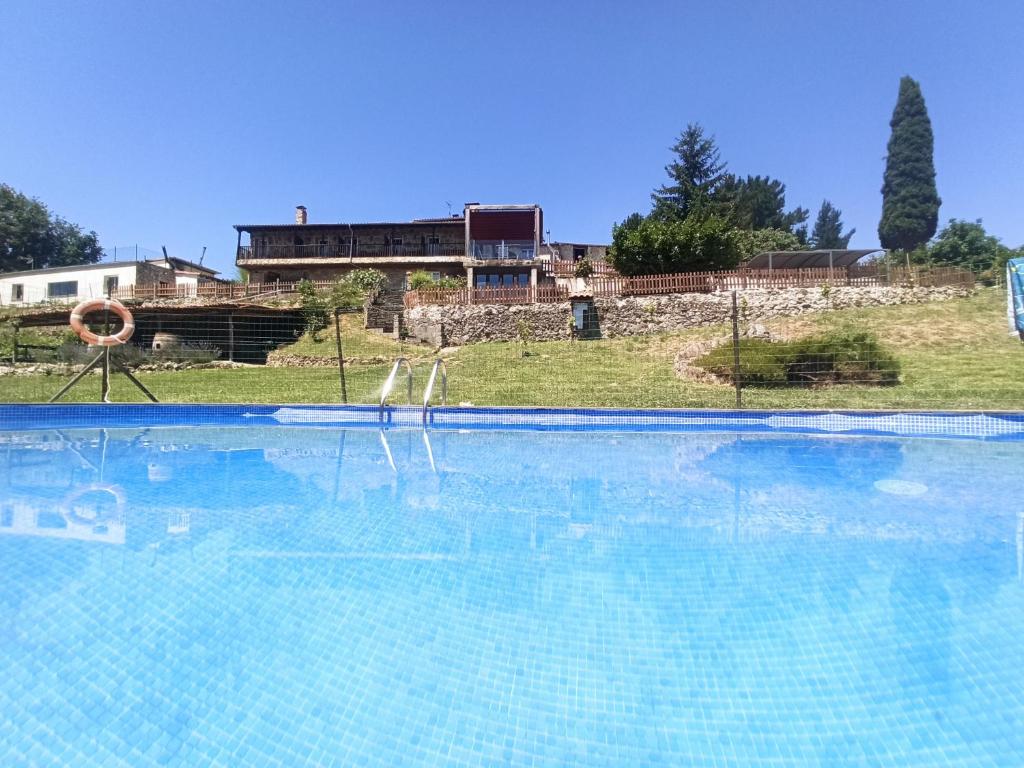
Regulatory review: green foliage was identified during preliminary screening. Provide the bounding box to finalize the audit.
[408,271,466,290]
[297,279,329,339]
[733,228,805,260]
[347,268,388,295]
[810,200,855,249]
[0,184,103,272]
[408,270,436,291]
[609,215,742,276]
[922,219,1015,282]
[650,123,728,221]
[573,259,594,278]
[879,76,941,252]
[515,318,533,357]
[693,330,900,387]
[436,275,467,289]
[718,174,809,235]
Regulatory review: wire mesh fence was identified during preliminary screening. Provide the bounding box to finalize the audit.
[1,280,1022,410]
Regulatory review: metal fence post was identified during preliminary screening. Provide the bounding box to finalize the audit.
[731,290,742,409]
[334,308,347,404]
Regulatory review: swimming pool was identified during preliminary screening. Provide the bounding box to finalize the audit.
[1,406,1023,766]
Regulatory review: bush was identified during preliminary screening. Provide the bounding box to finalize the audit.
[609,214,742,276]
[409,272,466,291]
[408,270,436,291]
[347,269,387,295]
[692,330,900,387]
[436,275,467,289]
[297,279,329,338]
[574,259,594,279]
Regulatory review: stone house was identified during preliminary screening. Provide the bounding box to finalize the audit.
[235,202,605,293]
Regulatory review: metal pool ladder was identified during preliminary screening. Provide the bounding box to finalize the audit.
[379,357,414,419]
[422,359,448,423]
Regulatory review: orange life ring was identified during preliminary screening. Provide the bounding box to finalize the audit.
[69,298,135,346]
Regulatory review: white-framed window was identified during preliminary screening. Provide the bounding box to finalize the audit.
[47,280,78,298]
[11,284,24,301]
[103,275,119,294]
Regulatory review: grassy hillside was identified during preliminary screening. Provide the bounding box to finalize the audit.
[3,289,1022,409]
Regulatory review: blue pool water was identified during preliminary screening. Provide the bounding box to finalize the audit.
[1,413,1023,766]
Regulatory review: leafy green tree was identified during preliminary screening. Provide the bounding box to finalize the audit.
[651,124,728,221]
[878,76,941,253]
[733,228,805,261]
[609,215,742,276]
[925,218,1011,272]
[810,200,855,249]
[0,184,103,272]
[718,175,808,235]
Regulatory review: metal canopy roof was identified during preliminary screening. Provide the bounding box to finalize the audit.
[744,249,883,269]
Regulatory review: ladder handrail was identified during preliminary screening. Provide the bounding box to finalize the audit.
[379,357,414,418]
[422,358,448,422]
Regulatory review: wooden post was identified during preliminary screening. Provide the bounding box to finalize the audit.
[334,309,347,403]
[11,324,18,365]
[227,313,235,362]
[731,291,742,409]
[101,346,111,402]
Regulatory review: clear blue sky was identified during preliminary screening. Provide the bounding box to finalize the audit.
[1,0,1021,275]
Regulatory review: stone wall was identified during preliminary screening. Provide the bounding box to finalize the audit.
[404,285,974,346]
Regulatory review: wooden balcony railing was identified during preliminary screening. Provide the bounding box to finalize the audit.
[237,244,465,260]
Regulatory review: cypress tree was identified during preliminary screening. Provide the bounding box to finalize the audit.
[878,76,941,253]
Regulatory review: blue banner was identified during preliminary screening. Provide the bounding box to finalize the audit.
[1008,257,1024,336]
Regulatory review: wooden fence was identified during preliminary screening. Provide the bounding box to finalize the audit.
[404,284,569,308]
[542,259,620,277]
[405,265,975,307]
[111,279,338,301]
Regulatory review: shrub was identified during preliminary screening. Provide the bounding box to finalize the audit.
[347,269,387,295]
[692,330,900,387]
[436,275,467,289]
[574,259,594,279]
[297,279,329,338]
[408,270,436,291]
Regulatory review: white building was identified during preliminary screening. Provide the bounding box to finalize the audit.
[0,258,220,306]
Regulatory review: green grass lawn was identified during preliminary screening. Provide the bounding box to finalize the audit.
[4,289,1023,409]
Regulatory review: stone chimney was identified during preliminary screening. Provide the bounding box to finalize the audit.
[295,205,307,225]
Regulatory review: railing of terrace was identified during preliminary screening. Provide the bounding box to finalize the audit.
[543,260,620,277]
[404,284,569,308]
[237,244,465,260]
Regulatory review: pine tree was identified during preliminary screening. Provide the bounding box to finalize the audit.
[651,124,728,221]
[878,76,941,253]
[810,200,855,249]
[718,174,808,234]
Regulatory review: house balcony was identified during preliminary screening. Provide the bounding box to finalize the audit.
[237,243,467,264]
[468,240,537,261]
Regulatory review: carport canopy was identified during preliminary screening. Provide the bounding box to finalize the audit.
[744,249,884,269]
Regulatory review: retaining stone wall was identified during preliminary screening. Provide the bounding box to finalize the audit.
[404,285,974,346]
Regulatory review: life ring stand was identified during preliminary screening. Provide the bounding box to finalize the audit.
[69,298,135,347]
[62,484,126,527]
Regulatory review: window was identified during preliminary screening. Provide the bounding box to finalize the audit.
[431,272,441,282]
[390,237,403,255]
[103,275,118,294]
[427,236,440,255]
[47,280,78,298]
[11,284,24,301]
[517,274,529,286]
